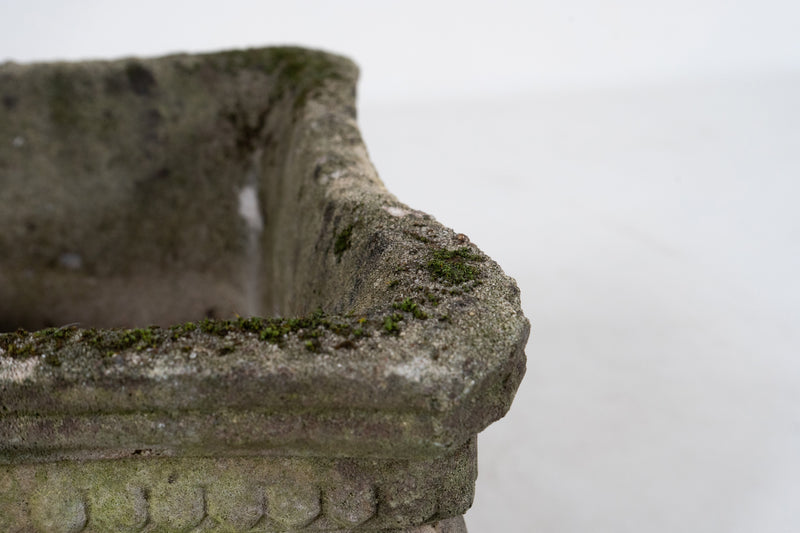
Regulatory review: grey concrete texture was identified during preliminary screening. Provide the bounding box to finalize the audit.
[0,439,475,531]
[0,47,528,531]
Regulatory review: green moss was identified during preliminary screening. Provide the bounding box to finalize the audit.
[259,325,282,342]
[169,322,197,340]
[353,317,367,338]
[199,318,232,336]
[329,322,352,336]
[1,325,155,358]
[82,329,102,347]
[174,307,366,350]
[393,298,428,320]
[235,317,262,333]
[383,313,403,335]
[0,306,404,360]
[105,326,162,352]
[213,47,348,111]
[270,48,348,110]
[2,341,35,358]
[1,326,82,358]
[426,247,483,285]
[33,326,74,340]
[334,224,353,260]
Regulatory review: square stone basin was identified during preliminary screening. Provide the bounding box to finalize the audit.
[0,47,528,532]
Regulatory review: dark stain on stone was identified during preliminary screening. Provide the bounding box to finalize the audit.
[140,108,163,143]
[48,70,80,127]
[224,103,270,155]
[365,233,389,263]
[99,108,117,134]
[153,167,171,180]
[333,224,353,260]
[315,203,337,255]
[103,73,126,94]
[322,203,335,229]
[334,339,355,350]
[145,108,162,127]
[2,94,17,110]
[125,62,157,96]
[345,274,364,310]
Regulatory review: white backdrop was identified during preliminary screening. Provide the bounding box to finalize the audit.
[2,2,799,531]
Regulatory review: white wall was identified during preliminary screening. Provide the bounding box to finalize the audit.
[2,1,799,100]
[2,2,799,531]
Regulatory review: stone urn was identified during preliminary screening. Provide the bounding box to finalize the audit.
[0,47,528,532]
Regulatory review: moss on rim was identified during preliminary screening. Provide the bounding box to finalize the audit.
[393,298,428,320]
[333,224,354,260]
[426,247,483,285]
[0,304,440,358]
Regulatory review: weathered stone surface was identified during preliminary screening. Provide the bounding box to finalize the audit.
[408,516,468,533]
[206,475,264,530]
[323,481,376,528]
[0,47,528,531]
[88,482,149,532]
[29,473,87,533]
[0,438,476,531]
